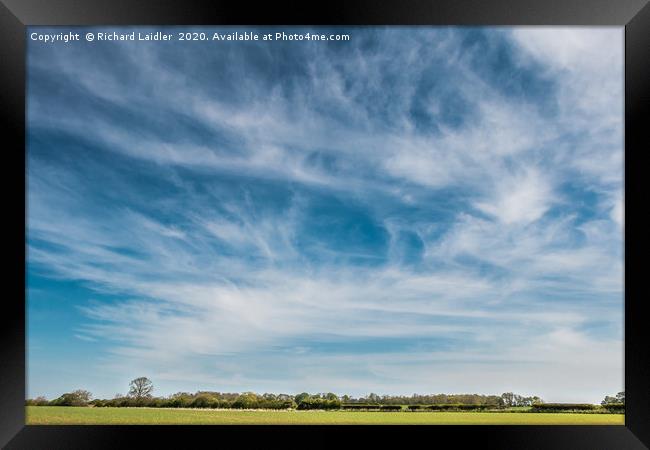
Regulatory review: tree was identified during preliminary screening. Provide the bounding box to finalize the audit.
[72,389,92,403]
[601,392,624,406]
[616,392,625,405]
[294,392,311,404]
[602,396,615,406]
[128,377,154,403]
[232,392,259,409]
[325,392,339,401]
[501,392,515,407]
[52,390,92,406]
[32,396,49,406]
[191,394,216,408]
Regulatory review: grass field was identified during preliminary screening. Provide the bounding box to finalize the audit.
[26,407,625,425]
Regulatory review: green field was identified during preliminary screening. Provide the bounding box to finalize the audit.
[26,407,625,425]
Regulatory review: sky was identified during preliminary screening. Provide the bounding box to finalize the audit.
[27,26,624,403]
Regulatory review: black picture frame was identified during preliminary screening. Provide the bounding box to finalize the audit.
[1,0,648,448]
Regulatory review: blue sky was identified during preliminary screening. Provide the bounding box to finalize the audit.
[27,26,623,403]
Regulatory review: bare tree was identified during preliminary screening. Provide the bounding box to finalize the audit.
[128,377,153,403]
[72,389,93,403]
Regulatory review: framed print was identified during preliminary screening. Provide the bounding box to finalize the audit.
[1,0,648,448]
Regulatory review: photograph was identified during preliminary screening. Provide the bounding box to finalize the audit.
[24,25,626,425]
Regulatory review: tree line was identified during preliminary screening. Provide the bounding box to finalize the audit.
[25,377,624,413]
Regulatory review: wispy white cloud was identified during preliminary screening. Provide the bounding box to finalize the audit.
[474,167,554,225]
